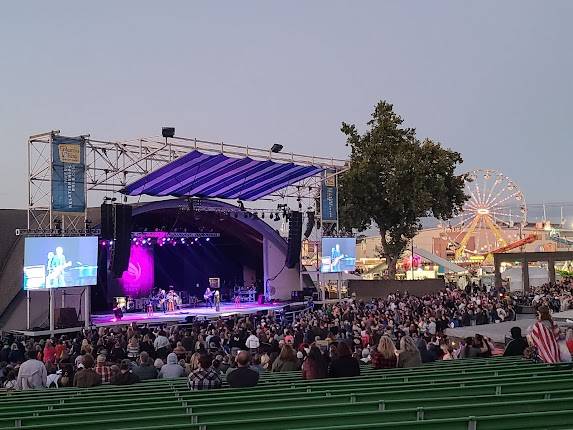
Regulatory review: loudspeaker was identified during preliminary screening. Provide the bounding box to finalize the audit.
[55,308,79,328]
[286,211,303,269]
[100,203,114,240]
[304,212,315,238]
[111,204,133,277]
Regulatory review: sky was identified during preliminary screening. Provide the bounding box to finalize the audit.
[1,1,572,213]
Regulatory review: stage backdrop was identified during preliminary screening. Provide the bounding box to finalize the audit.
[112,245,155,298]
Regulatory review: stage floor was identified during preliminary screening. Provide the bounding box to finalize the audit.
[91,302,286,327]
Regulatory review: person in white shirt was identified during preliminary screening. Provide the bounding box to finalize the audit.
[154,330,170,359]
[245,332,260,352]
[16,351,47,390]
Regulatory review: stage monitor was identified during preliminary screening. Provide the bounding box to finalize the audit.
[320,237,356,273]
[23,236,99,290]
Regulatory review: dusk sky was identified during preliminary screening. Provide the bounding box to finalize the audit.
[1,1,571,214]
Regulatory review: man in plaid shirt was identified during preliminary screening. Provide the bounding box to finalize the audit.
[95,354,112,384]
[188,355,222,391]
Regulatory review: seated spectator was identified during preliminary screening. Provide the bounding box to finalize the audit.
[3,368,17,390]
[133,351,158,381]
[188,354,222,391]
[371,336,397,369]
[397,336,422,368]
[271,344,300,372]
[16,350,47,390]
[566,328,573,354]
[73,354,101,388]
[111,359,140,385]
[504,327,528,357]
[302,345,328,380]
[328,342,360,378]
[127,337,140,360]
[159,353,186,379]
[227,351,259,388]
[95,354,112,384]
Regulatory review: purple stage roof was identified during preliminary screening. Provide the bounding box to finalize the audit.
[120,150,323,200]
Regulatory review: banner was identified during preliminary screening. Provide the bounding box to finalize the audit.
[321,169,337,222]
[51,135,86,212]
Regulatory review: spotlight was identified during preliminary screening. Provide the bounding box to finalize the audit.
[237,200,245,211]
[206,238,210,242]
[274,213,280,221]
[271,143,283,153]
[195,238,199,242]
[162,127,175,138]
[262,213,265,219]
[109,240,114,245]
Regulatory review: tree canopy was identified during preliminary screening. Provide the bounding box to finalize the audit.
[339,101,468,278]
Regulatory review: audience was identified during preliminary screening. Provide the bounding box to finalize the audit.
[3,280,573,391]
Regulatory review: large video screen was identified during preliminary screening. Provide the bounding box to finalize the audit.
[23,237,99,290]
[320,237,356,273]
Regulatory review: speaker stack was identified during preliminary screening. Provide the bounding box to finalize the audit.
[286,211,303,269]
[304,212,315,238]
[101,203,133,278]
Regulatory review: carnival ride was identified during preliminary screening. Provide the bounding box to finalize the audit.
[549,229,573,246]
[446,169,527,260]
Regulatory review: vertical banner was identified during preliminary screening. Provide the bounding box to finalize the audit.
[51,135,86,212]
[118,245,155,298]
[321,169,337,222]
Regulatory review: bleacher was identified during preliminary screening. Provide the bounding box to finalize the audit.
[1,356,573,429]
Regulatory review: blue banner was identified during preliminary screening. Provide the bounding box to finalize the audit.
[321,169,337,222]
[51,135,86,212]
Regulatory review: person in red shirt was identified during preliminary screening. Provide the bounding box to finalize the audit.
[43,339,56,365]
[95,354,112,384]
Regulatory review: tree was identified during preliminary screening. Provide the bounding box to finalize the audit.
[339,101,468,279]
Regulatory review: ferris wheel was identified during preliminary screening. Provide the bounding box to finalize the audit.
[446,169,527,259]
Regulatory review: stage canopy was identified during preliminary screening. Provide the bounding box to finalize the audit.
[121,150,324,200]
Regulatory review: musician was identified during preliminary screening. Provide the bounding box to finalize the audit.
[330,243,344,272]
[204,287,213,308]
[166,287,180,312]
[214,289,221,312]
[158,288,167,313]
[47,246,69,288]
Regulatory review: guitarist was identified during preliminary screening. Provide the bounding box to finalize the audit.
[204,287,213,308]
[47,246,71,288]
[330,243,345,272]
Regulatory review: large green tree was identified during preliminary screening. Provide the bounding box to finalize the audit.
[339,101,468,279]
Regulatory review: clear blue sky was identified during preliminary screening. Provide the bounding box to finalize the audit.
[1,1,571,209]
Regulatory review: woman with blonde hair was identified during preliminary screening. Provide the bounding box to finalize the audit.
[397,335,422,368]
[371,336,397,369]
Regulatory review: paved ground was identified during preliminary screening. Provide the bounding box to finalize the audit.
[445,318,535,345]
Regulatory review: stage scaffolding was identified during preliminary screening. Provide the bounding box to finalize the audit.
[28,130,347,235]
[26,130,346,331]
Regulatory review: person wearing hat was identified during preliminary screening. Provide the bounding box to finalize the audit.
[95,354,112,384]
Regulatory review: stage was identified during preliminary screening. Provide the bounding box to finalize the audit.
[91,301,287,327]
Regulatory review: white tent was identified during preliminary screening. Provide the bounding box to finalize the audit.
[501,267,549,291]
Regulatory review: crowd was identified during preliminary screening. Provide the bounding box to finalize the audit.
[2,280,573,391]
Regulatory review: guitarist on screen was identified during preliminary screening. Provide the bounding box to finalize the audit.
[46,246,71,288]
[330,243,345,272]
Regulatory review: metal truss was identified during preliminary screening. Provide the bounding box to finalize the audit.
[28,131,347,235]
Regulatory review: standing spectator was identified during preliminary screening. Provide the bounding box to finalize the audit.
[95,354,112,384]
[73,354,101,388]
[16,350,47,390]
[227,351,259,388]
[245,332,260,353]
[158,353,185,379]
[111,360,140,385]
[271,344,300,372]
[397,336,422,368]
[302,345,328,380]
[127,337,140,360]
[528,305,561,363]
[328,342,360,378]
[133,351,158,381]
[371,336,398,369]
[187,355,222,391]
[154,331,170,360]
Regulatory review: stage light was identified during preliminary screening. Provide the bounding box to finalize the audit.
[195,238,199,242]
[132,238,137,242]
[262,213,265,219]
[162,127,175,138]
[181,238,185,243]
[109,240,114,245]
[237,200,245,211]
[274,213,280,221]
[271,143,283,153]
[166,238,171,242]
[206,238,210,242]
